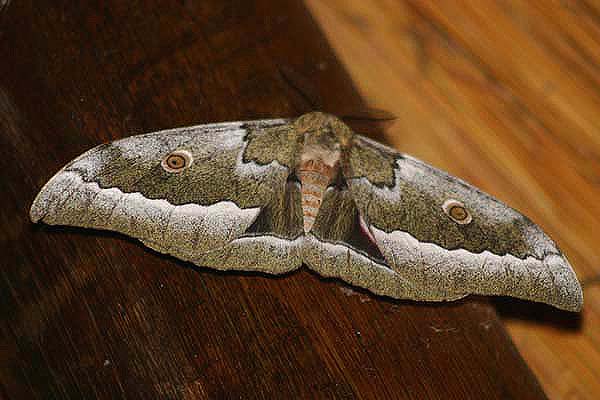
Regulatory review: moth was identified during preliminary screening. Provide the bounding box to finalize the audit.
[30,112,583,311]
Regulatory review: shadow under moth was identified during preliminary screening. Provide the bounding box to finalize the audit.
[30,112,583,311]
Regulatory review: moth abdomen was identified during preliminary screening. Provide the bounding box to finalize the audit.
[297,159,337,233]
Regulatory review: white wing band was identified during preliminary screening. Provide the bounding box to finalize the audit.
[371,227,583,311]
[30,171,260,259]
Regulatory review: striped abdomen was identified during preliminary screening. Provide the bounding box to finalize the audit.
[297,159,337,233]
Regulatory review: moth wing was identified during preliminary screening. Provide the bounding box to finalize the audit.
[344,135,583,311]
[30,119,303,273]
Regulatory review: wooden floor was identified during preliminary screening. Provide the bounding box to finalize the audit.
[305,1,600,398]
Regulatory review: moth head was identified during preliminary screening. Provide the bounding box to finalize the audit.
[295,112,354,149]
[161,149,193,173]
[442,199,472,225]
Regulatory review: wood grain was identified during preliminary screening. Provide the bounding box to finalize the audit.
[1,1,550,399]
[304,0,600,398]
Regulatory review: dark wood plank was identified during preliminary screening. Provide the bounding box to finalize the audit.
[0,1,547,399]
